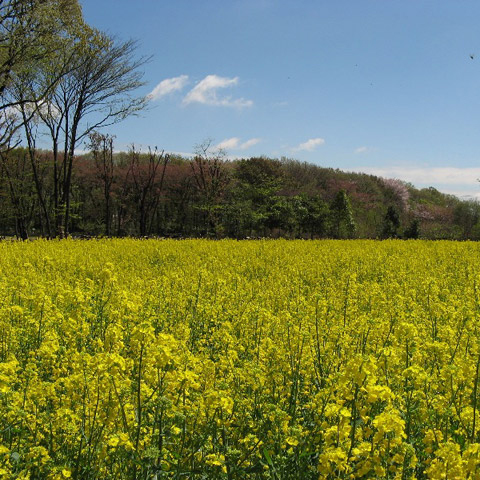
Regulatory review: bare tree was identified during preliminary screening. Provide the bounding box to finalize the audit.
[35,30,150,236]
[88,131,115,236]
[190,140,230,235]
[127,146,169,236]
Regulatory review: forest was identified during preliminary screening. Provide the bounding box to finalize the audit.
[0,140,479,240]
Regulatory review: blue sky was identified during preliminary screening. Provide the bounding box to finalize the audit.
[79,0,480,199]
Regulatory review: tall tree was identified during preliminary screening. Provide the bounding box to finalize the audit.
[35,30,149,236]
[230,157,284,236]
[297,194,329,239]
[404,218,420,239]
[88,131,115,235]
[329,189,356,239]
[382,205,401,239]
[190,140,230,236]
[126,146,169,236]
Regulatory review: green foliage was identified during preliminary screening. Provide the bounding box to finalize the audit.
[0,0,85,150]
[329,190,356,239]
[404,218,420,239]
[0,0,83,97]
[296,194,329,238]
[382,206,401,239]
[1,144,480,240]
[453,201,480,240]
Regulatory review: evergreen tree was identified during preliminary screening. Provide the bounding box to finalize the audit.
[382,206,401,238]
[404,218,420,239]
[329,190,356,238]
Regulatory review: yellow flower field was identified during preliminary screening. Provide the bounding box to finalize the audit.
[0,239,479,479]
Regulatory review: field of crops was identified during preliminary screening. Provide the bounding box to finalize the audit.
[1,239,480,479]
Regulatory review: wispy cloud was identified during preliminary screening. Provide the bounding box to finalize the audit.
[216,137,240,150]
[216,137,261,150]
[240,138,261,149]
[183,75,253,108]
[293,137,325,152]
[350,166,480,186]
[354,146,369,154]
[148,75,189,101]
[440,189,480,200]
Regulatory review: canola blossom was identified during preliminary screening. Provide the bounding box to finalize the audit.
[0,239,479,479]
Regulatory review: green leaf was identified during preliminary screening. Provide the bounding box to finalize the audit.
[263,448,273,467]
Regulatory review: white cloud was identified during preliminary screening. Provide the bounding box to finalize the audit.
[148,75,189,100]
[345,166,480,200]
[37,101,61,119]
[239,138,261,149]
[183,75,253,108]
[350,166,480,186]
[217,137,241,149]
[440,189,480,200]
[355,146,369,154]
[4,99,61,120]
[216,137,261,151]
[293,137,325,152]
[354,146,378,154]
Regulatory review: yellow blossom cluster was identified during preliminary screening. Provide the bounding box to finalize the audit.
[0,239,479,478]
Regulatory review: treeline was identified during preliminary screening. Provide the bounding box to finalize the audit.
[1,138,479,240]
